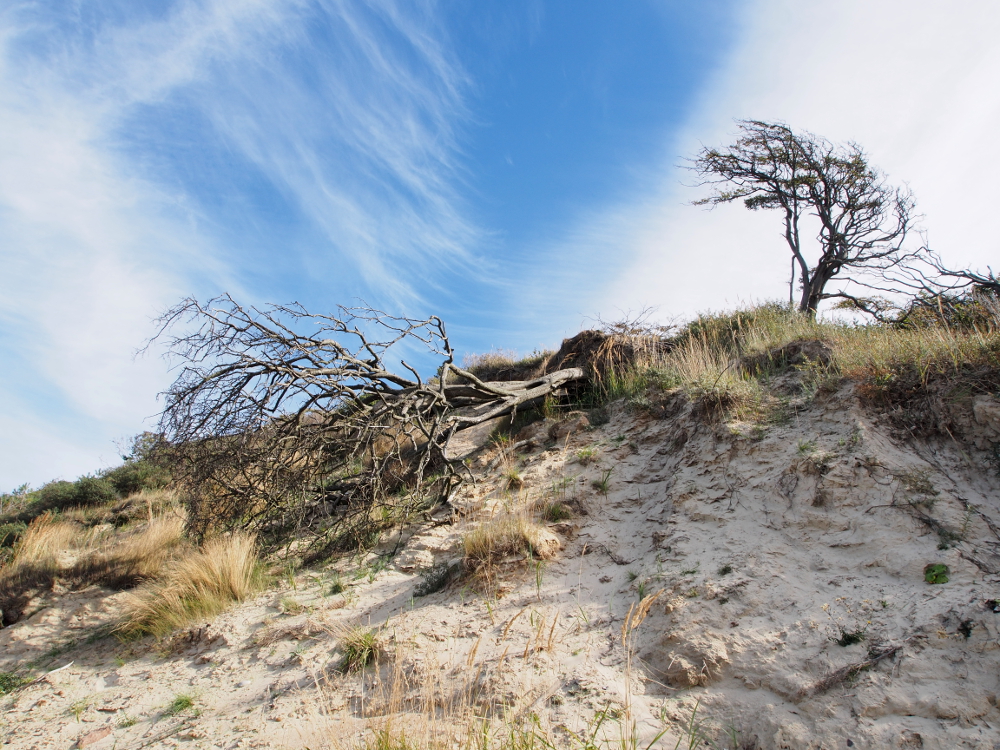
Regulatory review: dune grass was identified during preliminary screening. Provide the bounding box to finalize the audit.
[6,514,79,569]
[115,532,266,638]
[70,513,186,589]
[461,348,553,381]
[0,514,82,625]
[596,301,1000,421]
[463,516,553,573]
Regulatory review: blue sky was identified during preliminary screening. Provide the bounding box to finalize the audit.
[2,0,999,487]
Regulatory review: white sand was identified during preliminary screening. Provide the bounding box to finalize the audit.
[2,382,999,749]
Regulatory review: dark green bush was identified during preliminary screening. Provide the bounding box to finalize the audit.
[12,476,119,522]
[101,460,170,497]
[0,521,26,548]
[33,481,79,512]
[72,477,118,507]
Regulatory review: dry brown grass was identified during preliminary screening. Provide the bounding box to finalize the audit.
[460,349,552,382]
[322,634,541,750]
[0,514,82,625]
[463,516,552,572]
[833,324,1000,386]
[116,488,182,524]
[71,513,186,589]
[115,531,266,638]
[321,608,677,750]
[462,515,557,598]
[601,302,1000,424]
[6,514,79,568]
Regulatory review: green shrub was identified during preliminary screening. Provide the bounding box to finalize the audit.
[0,521,27,548]
[33,476,116,514]
[831,626,867,647]
[0,671,26,695]
[101,460,170,498]
[32,481,79,513]
[71,477,118,507]
[12,476,121,523]
[164,694,195,716]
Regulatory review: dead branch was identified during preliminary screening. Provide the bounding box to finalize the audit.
[151,295,585,555]
[801,637,917,699]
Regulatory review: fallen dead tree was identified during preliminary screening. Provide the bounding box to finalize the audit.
[151,295,584,555]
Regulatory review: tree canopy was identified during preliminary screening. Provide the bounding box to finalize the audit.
[693,120,919,315]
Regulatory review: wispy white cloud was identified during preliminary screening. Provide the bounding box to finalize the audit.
[0,0,481,487]
[194,0,484,303]
[555,0,1000,323]
[0,1,290,487]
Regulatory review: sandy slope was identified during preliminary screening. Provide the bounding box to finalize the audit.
[2,382,1000,750]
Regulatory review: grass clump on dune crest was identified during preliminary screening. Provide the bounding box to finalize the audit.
[593,300,1000,422]
[461,348,554,382]
[115,532,266,639]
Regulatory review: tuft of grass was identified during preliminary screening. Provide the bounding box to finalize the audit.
[337,626,382,673]
[504,469,524,491]
[70,513,186,589]
[717,564,733,576]
[0,671,26,696]
[329,573,345,595]
[541,502,572,523]
[460,349,553,382]
[6,514,78,568]
[0,514,79,625]
[831,626,867,647]
[69,698,90,722]
[592,468,613,495]
[100,488,181,527]
[115,532,266,638]
[575,447,599,465]
[635,579,648,599]
[280,596,304,614]
[164,693,195,716]
[462,517,554,574]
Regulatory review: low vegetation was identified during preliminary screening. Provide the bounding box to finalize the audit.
[115,532,266,638]
[594,297,999,431]
[1,296,995,645]
[461,348,554,382]
[463,516,552,572]
[1,294,996,746]
[337,626,382,673]
[70,513,186,589]
[0,436,170,528]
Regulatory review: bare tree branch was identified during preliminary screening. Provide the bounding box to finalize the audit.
[151,295,584,556]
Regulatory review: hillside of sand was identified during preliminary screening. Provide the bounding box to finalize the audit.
[2,373,1000,750]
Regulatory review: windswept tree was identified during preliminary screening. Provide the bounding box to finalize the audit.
[693,120,919,316]
[151,295,584,556]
